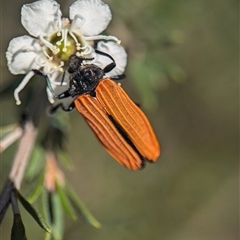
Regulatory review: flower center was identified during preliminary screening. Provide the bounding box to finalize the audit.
[38,16,120,74]
[40,28,93,72]
[47,30,82,62]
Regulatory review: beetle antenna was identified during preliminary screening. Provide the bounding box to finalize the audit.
[95,49,115,63]
[82,57,94,61]
[95,50,116,73]
[60,70,66,86]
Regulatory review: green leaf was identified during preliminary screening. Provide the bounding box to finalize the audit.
[50,192,64,240]
[40,188,51,227]
[25,146,44,181]
[26,174,44,204]
[58,150,73,170]
[16,190,51,233]
[41,189,64,240]
[56,183,77,220]
[44,232,51,240]
[66,184,101,229]
[11,213,27,240]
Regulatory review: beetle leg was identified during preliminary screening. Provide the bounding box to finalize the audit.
[95,49,116,73]
[57,91,71,99]
[109,74,126,81]
[103,62,116,73]
[60,70,66,86]
[49,102,75,114]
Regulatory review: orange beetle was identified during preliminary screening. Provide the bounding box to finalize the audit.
[34,51,160,170]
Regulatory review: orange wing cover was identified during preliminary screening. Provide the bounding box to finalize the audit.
[74,78,160,170]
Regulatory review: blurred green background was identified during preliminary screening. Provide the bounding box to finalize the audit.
[0,0,238,239]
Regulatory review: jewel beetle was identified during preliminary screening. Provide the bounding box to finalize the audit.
[33,50,160,170]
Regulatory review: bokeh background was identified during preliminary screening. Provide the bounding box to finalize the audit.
[0,0,238,239]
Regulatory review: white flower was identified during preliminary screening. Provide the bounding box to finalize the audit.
[6,0,127,105]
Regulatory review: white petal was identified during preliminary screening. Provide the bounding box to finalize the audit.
[69,0,111,36]
[21,0,62,37]
[6,35,42,74]
[94,41,127,76]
